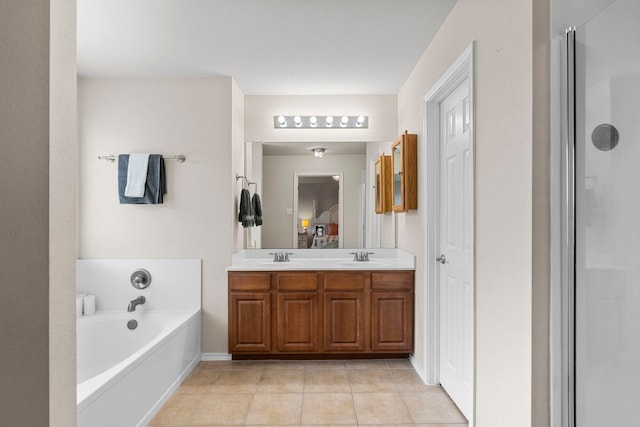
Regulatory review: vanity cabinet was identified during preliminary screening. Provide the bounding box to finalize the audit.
[275,273,320,352]
[228,273,272,352]
[371,272,414,351]
[228,270,414,358]
[323,272,368,352]
[391,131,418,212]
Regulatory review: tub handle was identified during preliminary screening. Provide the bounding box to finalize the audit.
[131,269,151,289]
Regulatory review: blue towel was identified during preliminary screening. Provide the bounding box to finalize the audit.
[118,154,166,204]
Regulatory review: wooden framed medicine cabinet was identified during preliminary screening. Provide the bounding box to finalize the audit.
[374,154,392,214]
[391,131,418,212]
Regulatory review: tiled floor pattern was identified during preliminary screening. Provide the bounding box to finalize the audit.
[150,359,467,427]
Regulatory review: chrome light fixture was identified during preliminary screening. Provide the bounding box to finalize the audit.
[311,148,326,158]
[273,115,368,129]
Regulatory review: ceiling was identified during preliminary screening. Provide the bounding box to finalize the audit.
[77,0,456,96]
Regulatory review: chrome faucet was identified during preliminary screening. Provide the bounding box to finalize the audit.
[269,251,292,262]
[127,296,146,312]
[350,251,374,262]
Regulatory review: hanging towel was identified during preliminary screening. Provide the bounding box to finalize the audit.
[124,153,150,197]
[118,154,166,204]
[238,188,255,228]
[252,193,263,226]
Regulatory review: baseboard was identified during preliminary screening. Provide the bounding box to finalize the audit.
[201,352,233,361]
[409,354,432,385]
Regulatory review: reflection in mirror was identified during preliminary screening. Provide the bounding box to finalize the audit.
[295,174,342,249]
[254,141,372,249]
[392,141,403,208]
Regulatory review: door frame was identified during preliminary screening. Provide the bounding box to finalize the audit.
[423,42,475,426]
[292,172,344,248]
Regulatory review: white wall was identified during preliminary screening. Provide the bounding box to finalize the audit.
[262,154,364,248]
[78,77,241,353]
[396,0,546,425]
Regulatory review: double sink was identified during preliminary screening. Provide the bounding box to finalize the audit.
[227,248,416,271]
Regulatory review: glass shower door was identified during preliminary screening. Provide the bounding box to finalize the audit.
[574,0,640,425]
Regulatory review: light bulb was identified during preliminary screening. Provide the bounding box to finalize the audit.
[325,116,333,127]
[309,116,318,127]
[340,115,349,127]
[277,115,287,127]
[294,115,302,127]
[356,115,365,126]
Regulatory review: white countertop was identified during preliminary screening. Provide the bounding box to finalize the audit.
[227,249,415,271]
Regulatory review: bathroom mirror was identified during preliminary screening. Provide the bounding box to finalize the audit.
[247,140,376,249]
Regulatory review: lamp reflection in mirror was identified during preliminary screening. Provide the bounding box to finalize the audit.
[301,219,309,232]
[311,148,326,158]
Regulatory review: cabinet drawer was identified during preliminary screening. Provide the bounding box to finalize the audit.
[275,273,318,291]
[229,272,271,291]
[371,272,413,291]
[323,272,366,291]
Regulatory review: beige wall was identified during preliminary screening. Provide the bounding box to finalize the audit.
[0,2,51,425]
[397,0,548,425]
[50,0,79,425]
[78,77,240,353]
[262,154,365,248]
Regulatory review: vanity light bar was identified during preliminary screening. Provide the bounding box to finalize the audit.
[274,115,368,129]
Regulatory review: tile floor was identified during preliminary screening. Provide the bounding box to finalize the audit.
[150,359,467,427]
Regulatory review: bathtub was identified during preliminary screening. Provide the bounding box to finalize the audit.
[77,310,201,427]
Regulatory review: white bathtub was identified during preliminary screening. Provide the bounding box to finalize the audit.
[77,310,201,427]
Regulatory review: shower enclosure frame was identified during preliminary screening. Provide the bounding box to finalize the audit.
[557,2,639,423]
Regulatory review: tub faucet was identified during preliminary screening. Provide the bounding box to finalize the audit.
[127,296,146,312]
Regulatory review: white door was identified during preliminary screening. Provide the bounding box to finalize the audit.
[438,77,473,421]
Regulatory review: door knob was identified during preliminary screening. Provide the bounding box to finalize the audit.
[436,254,447,264]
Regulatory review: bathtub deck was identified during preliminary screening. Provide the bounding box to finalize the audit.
[149,359,467,426]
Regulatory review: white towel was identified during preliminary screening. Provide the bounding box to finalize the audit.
[124,153,150,197]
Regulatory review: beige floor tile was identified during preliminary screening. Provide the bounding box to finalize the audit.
[257,370,305,393]
[189,393,253,425]
[208,369,263,393]
[390,369,430,391]
[402,388,467,424]
[304,360,347,370]
[385,359,413,369]
[150,394,202,426]
[348,368,396,393]
[415,424,468,427]
[196,361,233,371]
[345,359,389,370]
[264,360,307,370]
[359,425,415,427]
[226,360,266,370]
[301,393,357,425]
[352,392,413,424]
[304,369,351,392]
[176,369,221,394]
[245,393,303,425]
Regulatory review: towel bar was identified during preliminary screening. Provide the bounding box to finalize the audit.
[98,154,186,163]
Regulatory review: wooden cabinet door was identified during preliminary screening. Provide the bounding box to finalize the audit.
[371,291,413,352]
[276,292,320,352]
[324,292,366,352]
[229,292,271,352]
